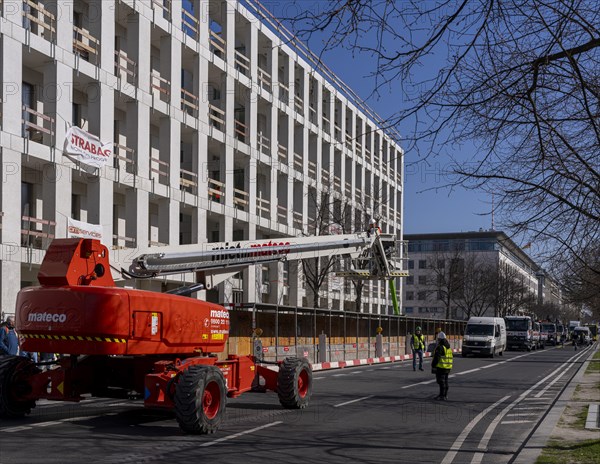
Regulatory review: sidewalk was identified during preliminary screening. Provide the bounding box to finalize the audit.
[514,344,600,464]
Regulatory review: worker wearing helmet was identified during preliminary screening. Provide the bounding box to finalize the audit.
[431,331,453,400]
[367,218,381,237]
[410,326,425,371]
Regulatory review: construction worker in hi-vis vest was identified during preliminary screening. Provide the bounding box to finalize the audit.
[411,326,425,371]
[432,331,453,400]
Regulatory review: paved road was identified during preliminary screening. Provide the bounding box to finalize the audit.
[0,344,594,464]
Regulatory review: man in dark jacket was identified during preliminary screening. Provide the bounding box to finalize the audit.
[0,316,19,356]
[431,331,453,400]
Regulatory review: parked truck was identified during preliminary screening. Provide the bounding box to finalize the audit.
[505,316,535,351]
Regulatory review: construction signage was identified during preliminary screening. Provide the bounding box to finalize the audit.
[63,126,113,169]
[67,218,103,241]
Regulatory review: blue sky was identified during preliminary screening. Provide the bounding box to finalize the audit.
[262,1,496,235]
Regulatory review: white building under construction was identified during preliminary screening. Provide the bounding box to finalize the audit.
[0,0,404,315]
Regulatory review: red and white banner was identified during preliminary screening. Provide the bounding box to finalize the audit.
[67,218,103,241]
[63,126,112,169]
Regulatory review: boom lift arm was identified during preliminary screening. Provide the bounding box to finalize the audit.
[125,231,408,292]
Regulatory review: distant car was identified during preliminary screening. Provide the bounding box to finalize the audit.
[572,327,592,346]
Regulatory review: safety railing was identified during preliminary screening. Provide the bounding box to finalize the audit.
[277,205,287,224]
[151,71,171,103]
[180,168,198,195]
[308,106,317,126]
[256,196,270,219]
[208,178,224,204]
[112,233,136,250]
[73,25,100,65]
[150,157,170,185]
[208,103,225,131]
[322,114,331,133]
[22,105,54,144]
[22,0,55,42]
[21,215,55,249]
[278,81,289,104]
[181,8,199,40]
[114,50,137,84]
[258,67,272,92]
[308,160,317,179]
[333,175,341,192]
[277,143,288,164]
[233,188,249,211]
[344,181,352,198]
[345,132,353,150]
[373,154,380,172]
[257,132,270,156]
[181,88,198,117]
[234,119,247,142]
[234,50,250,75]
[113,143,136,174]
[209,30,225,57]
[292,211,303,229]
[334,123,342,143]
[355,139,363,155]
[152,0,171,20]
[293,152,303,171]
[148,240,169,247]
[294,94,304,115]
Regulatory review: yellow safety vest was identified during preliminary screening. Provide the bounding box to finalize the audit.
[412,334,425,350]
[437,345,453,370]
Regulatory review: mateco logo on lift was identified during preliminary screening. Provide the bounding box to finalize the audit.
[28,312,67,323]
[210,309,229,320]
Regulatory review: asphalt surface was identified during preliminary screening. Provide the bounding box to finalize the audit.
[0,344,594,464]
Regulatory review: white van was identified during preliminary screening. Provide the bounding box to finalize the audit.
[462,317,507,358]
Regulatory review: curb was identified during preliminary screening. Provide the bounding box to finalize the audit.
[310,349,461,372]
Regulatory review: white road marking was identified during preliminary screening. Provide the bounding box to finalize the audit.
[400,379,436,389]
[199,421,282,447]
[500,420,535,424]
[469,348,591,464]
[440,395,511,464]
[333,395,374,408]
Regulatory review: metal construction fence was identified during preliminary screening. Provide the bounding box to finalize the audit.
[224,303,467,364]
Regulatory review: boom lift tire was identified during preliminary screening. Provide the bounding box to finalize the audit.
[277,357,312,409]
[174,365,227,434]
[0,356,38,418]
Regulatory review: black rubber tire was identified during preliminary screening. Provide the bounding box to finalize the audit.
[174,365,227,434]
[0,356,38,418]
[277,357,312,409]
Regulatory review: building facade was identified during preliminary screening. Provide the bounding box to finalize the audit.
[403,231,560,319]
[0,0,404,315]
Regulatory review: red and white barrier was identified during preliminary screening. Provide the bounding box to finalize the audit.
[310,349,461,372]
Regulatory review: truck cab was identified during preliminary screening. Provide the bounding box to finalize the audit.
[541,322,558,346]
[505,316,534,351]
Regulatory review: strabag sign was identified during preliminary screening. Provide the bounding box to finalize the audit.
[63,126,113,169]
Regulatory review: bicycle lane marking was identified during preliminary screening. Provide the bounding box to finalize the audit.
[469,347,592,464]
[440,395,511,464]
